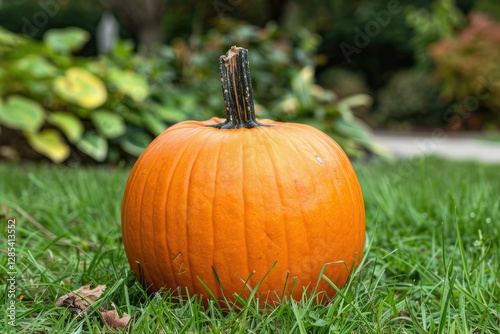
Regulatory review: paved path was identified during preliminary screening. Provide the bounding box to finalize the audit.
[373,132,500,163]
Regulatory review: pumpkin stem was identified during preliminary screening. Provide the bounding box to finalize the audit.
[210,46,269,129]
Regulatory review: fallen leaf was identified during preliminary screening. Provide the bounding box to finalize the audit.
[101,309,131,330]
[54,284,106,313]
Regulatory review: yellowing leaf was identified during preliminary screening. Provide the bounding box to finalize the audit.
[108,69,149,102]
[53,67,107,109]
[26,129,70,163]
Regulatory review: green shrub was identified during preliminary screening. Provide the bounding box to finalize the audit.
[375,70,442,128]
[0,22,390,163]
[405,0,465,69]
[474,0,500,20]
[156,19,391,159]
[0,26,177,163]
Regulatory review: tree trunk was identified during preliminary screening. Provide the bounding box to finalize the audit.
[136,21,163,54]
[101,0,168,54]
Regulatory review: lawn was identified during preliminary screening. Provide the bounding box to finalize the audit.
[1,156,499,333]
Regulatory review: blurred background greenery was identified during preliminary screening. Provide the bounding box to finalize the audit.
[0,0,499,164]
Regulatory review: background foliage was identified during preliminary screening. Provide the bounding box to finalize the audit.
[0,0,500,163]
[0,26,165,163]
[0,19,387,163]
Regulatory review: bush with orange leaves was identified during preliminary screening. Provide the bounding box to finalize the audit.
[429,12,500,115]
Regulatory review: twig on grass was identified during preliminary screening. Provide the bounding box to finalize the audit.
[15,206,73,245]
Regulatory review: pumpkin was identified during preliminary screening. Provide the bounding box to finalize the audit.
[121,46,365,305]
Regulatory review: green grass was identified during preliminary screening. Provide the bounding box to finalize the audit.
[1,156,499,333]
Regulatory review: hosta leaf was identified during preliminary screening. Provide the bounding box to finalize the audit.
[48,112,84,143]
[90,110,126,138]
[291,66,314,109]
[108,69,149,102]
[332,118,393,159]
[332,118,372,142]
[0,95,45,132]
[44,27,90,54]
[0,26,25,47]
[276,95,299,115]
[84,60,108,76]
[26,129,70,163]
[14,55,58,79]
[311,84,336,103]
[26,81,50,96]
[76,131,108,162]
[142,112,167,136]
[53,68,107,109]
[120,131,152,157]
[151,104,188,123]
[336,94,373,120]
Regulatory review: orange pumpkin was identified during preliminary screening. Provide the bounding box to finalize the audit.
[121,46,365,305]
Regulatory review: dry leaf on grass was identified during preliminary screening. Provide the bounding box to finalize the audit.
[101,308,131,330]
[55,283,131,330]
[54,284,106,313]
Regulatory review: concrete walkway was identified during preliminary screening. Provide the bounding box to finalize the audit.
[373,132,500,163]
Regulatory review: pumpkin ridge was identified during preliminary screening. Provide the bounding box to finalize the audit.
[270,127,317,286]
[208,132,226,300]
[295,130,343,282]
[285,129,338,290]
[258,128,292,294]
[240,132,254,294]
[147,149,178,290]
[184,129,216,296]
[155,129,203,290]
[300,125,365,269]
[152,150,180,290]
[163,130,208,289]
[154,134,188,290]
[291,133,330,272]
[240,128,280,295]
[136,139,169,290]
[144,133,196,289]
[281,125,363,287]
[315,128,360,228]
[273,127,318,263]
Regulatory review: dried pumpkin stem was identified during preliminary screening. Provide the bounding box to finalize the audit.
[211,46,269,129]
